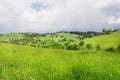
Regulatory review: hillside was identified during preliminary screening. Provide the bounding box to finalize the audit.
[0,43,120,79]
[0,31,120,50]
[0,32,85,50]
[0,31,120,79]
[85,31,120,48]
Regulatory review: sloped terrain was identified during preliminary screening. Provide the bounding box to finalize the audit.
[85,31,120,48]
[0,43,120,80]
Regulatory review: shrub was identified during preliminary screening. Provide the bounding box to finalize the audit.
[30,43,36,47]
[106,29,112,34]
[41,34,46,37]
[55,35,58,38]
[69,39,75,42]
[86,43,93,49]
[51,35,54,38]
[61,35,64,38]
[67,45,74,50]
[36,42,42,48]
[90,33,94,38]
[117,44,120,53]
[102,28,106,34]
[62,38,67,41]
[1,41,9,43]
[102,28,112,34]
[51,42,66,49]
[79,41,85,46]
[59,38,67,42]
[106,47,116,52]
[95,44,101,51]
[67,44,80,50]
[79,36,84,40]
[74,44,80,50]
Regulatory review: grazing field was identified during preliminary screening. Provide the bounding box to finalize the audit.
[0,31,120,80]
[0,43,120,80]
[85,31,120,48]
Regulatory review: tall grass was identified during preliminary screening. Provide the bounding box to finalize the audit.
[0,43,120,80]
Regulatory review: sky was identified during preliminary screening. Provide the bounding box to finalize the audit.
[0,0,120,33]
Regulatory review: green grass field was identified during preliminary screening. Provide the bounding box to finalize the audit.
[85,31,120,48]
[0,43,120,80]
[0,31,120,80]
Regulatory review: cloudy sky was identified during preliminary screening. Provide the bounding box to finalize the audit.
[0,0,120,33]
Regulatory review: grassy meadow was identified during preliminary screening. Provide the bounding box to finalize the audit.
[85,31,120,48]
[0,31,120,80]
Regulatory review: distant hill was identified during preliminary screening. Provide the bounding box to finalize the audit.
[85,31,120,48]
[0,31,120,50]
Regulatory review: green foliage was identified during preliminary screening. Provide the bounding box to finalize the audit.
[79,41,85,46]
[106,47,116,52]
[41,34,46,37]
[66,44,80,50]
[61,35,64,38]
[106,29,112,34]
[117,44,120,53]
[79,36,84,40]
[59,38,67,42]
[51,42,66,49]
[102,28,106,34]
[86,43,93,49]
[30,43,36,47]
[95,44,101,51]
[73,44,80,50]
[102,28,112,34]
[69,39,75,42]
[0,31,120,51]
[67,44,75,50]
[90,33,94,38]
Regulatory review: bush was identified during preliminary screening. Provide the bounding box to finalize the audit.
[95,44,101,50]
[117,44,120,53]
[59,38,67,42]
[106,29,112,34]
[69,39,75,42]
[79,36,84,40]
[61,35,64,38]
[102,28,106,34]
[36,42,42,48]
[106,47,116,52]
[102,28,112,34]
[79,41,85,46]
[51,42,66,49]
[67,45,74,50]
[74,44,80,50]
[30,43,36,47]
[89,33,94,38]
[67,44,80,50]
[86,43,93,49]
[62,38,67,41]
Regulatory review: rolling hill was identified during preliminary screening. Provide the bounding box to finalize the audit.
[0,31,120,79]
[85,31,120,48]
[0,43,120,80]
[0,31,120,50]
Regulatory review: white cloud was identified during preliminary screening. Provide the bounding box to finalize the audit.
[0,0,120,33]
[106,16,120,24]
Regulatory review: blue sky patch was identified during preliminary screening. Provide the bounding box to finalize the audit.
[31,2,48,11]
